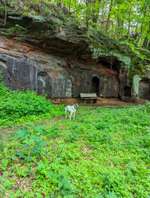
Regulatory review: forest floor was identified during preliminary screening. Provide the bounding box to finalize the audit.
[52,98,146,106]
[0,101,144,141]
[0,99,146,141]
[0,116,63,141]
[0,105,149,197]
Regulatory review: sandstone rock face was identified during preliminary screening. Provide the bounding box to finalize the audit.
[0,37,120,98]
[1,36,149,100]
[100,76,119,98]
[0,9,149,100]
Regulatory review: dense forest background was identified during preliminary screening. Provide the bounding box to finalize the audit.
[1,0,149,47]
[0,0,150,73]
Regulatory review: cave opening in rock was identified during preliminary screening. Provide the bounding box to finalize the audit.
[92,76,100,96]
[139,79,150,99]
[124,86,131,97]
[98,56,121,71]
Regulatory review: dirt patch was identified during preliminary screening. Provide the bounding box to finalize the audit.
[52,98,80,105]
[51,97,145,106]
[0,116,64,141]
[0,127,18,141]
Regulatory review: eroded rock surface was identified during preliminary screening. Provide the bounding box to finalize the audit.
[0,37,120,98]
[0,3,149,100]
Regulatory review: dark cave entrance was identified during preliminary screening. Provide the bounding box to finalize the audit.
[124,86,132,97]
[139,79,150,99]
[92,76,100,96]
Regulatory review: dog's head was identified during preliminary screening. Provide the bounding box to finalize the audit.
[74,104,79,109]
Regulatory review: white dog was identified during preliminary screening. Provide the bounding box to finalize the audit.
[65,104,79,120]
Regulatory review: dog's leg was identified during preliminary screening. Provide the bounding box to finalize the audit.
[65,108,67,119]
[69,112,73,120]
[69,112,71,120]
[73,112,76,119]
[65,111,68,119]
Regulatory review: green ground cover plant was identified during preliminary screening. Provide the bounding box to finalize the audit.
[0,83,63,127]
[0,104,149,197]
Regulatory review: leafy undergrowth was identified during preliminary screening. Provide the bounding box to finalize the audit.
[0,84,63,127]
[0,105,150,197]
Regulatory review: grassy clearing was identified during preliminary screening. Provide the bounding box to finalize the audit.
[0,105,150,197]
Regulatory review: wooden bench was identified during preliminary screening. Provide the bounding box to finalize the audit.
[80,93,98,103]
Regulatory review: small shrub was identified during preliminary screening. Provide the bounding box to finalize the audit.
[0,84,63,126]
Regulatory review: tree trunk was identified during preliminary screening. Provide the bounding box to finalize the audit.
[128,6,132,39]
[105,0,113,32]
[2,0,7,26]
